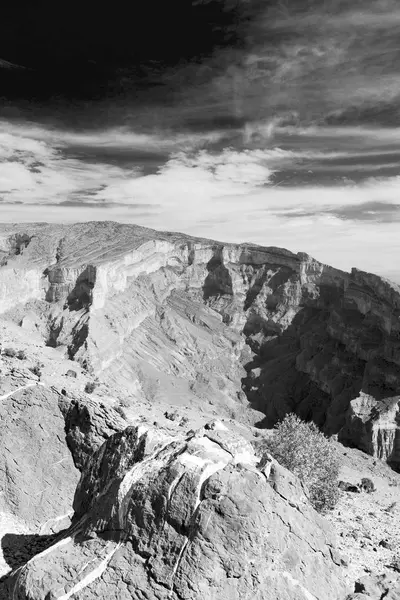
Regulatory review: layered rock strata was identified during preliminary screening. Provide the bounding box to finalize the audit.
[1,222,400,466]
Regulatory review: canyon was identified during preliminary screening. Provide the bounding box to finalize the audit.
[1,221,399,469]
[1,220,400,599]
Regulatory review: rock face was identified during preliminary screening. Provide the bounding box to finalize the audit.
[58,395,128,471]
[1,221,400,467]
[0,384,78,527]
[0,379,79,577]
[340,393,400,471]
[347,574,400,599]
[8,422,347,600]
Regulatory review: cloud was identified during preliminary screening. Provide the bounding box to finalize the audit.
[0,131,138,204]
[0,121,280,207]
[161,0,400,130]
[2,119,400,283]
[280,201,400,223]
[6,122,227,152]
[162,148,277,185]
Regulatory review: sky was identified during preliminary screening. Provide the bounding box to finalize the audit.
[1,0,400,281]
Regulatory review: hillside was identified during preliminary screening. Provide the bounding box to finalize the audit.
[0,221,400,599]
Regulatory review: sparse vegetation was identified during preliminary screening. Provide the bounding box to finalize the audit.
[3,347,17,358]
[84,381,96,394]
[361,477,376,493]
[29,364,42,378]
[261,413,340,513]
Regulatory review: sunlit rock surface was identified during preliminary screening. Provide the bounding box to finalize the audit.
[0,379,79,578]
[1,221,400,465]
[7,422,347,600]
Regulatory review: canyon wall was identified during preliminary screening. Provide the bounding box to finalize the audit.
[1,221,400,469]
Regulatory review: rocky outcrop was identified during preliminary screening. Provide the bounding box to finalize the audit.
[346,573,400,599]
[58,395,129,470]
[339,393,400,470]
[8,422,348,599]
[1,222,400,466]
[0,380,79,578]
[0,383,78,528]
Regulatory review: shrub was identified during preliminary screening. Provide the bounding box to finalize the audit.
[17,349,27,360]
[29,364,42,378]
[261,413,340,513]
[84,381,96,394]
[3,347,17,358]
[360,477,375,493]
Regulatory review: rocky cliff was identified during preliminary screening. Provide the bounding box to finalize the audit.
[1,221,400,469]
[7,420,348,600]
[0,368,79,577]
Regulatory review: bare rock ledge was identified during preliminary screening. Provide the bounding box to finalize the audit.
[8,421,347,600]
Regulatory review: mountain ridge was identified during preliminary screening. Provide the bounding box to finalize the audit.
[1,220,399,471]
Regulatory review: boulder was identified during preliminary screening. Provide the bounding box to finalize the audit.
[65,369,77,378]
[339,481,361,493]
[9,423,348,599]
[58,395,128,470]
[0,385,78,528]
[347,574,400,599]
[0,383,79,579]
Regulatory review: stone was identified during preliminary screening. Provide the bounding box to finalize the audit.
[390,560,400,573]
[8,423,348,600]
[65,369,77,378]
[339,481,361,493]
[58,395,128,470]
[0,384,78,528]
[349,574,400,600]
[379,539,393,550]
[0,382,79,579]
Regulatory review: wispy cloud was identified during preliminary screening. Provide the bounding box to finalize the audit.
[0,126,140,204]
[0,121,280,206]
[2,119,400,283]
[161,0,400,129]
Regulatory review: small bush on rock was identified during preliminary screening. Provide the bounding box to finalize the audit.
[17,349,27,360]
[29,364,42,378]
[360,477,375,493]
[84,381,96,394]
[262,413,340,513]
[3,347,17,358]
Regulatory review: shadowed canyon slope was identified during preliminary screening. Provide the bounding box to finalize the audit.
[0,221,400,470]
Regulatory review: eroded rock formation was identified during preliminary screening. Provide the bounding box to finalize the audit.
[1,221,400,467]
[0,379,79,577]
[7,422,348,600]
[58,395,129,470]
[0,384,78,528]
[339,393,400,470]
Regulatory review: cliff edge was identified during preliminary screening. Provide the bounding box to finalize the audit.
[0,221,399,469]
